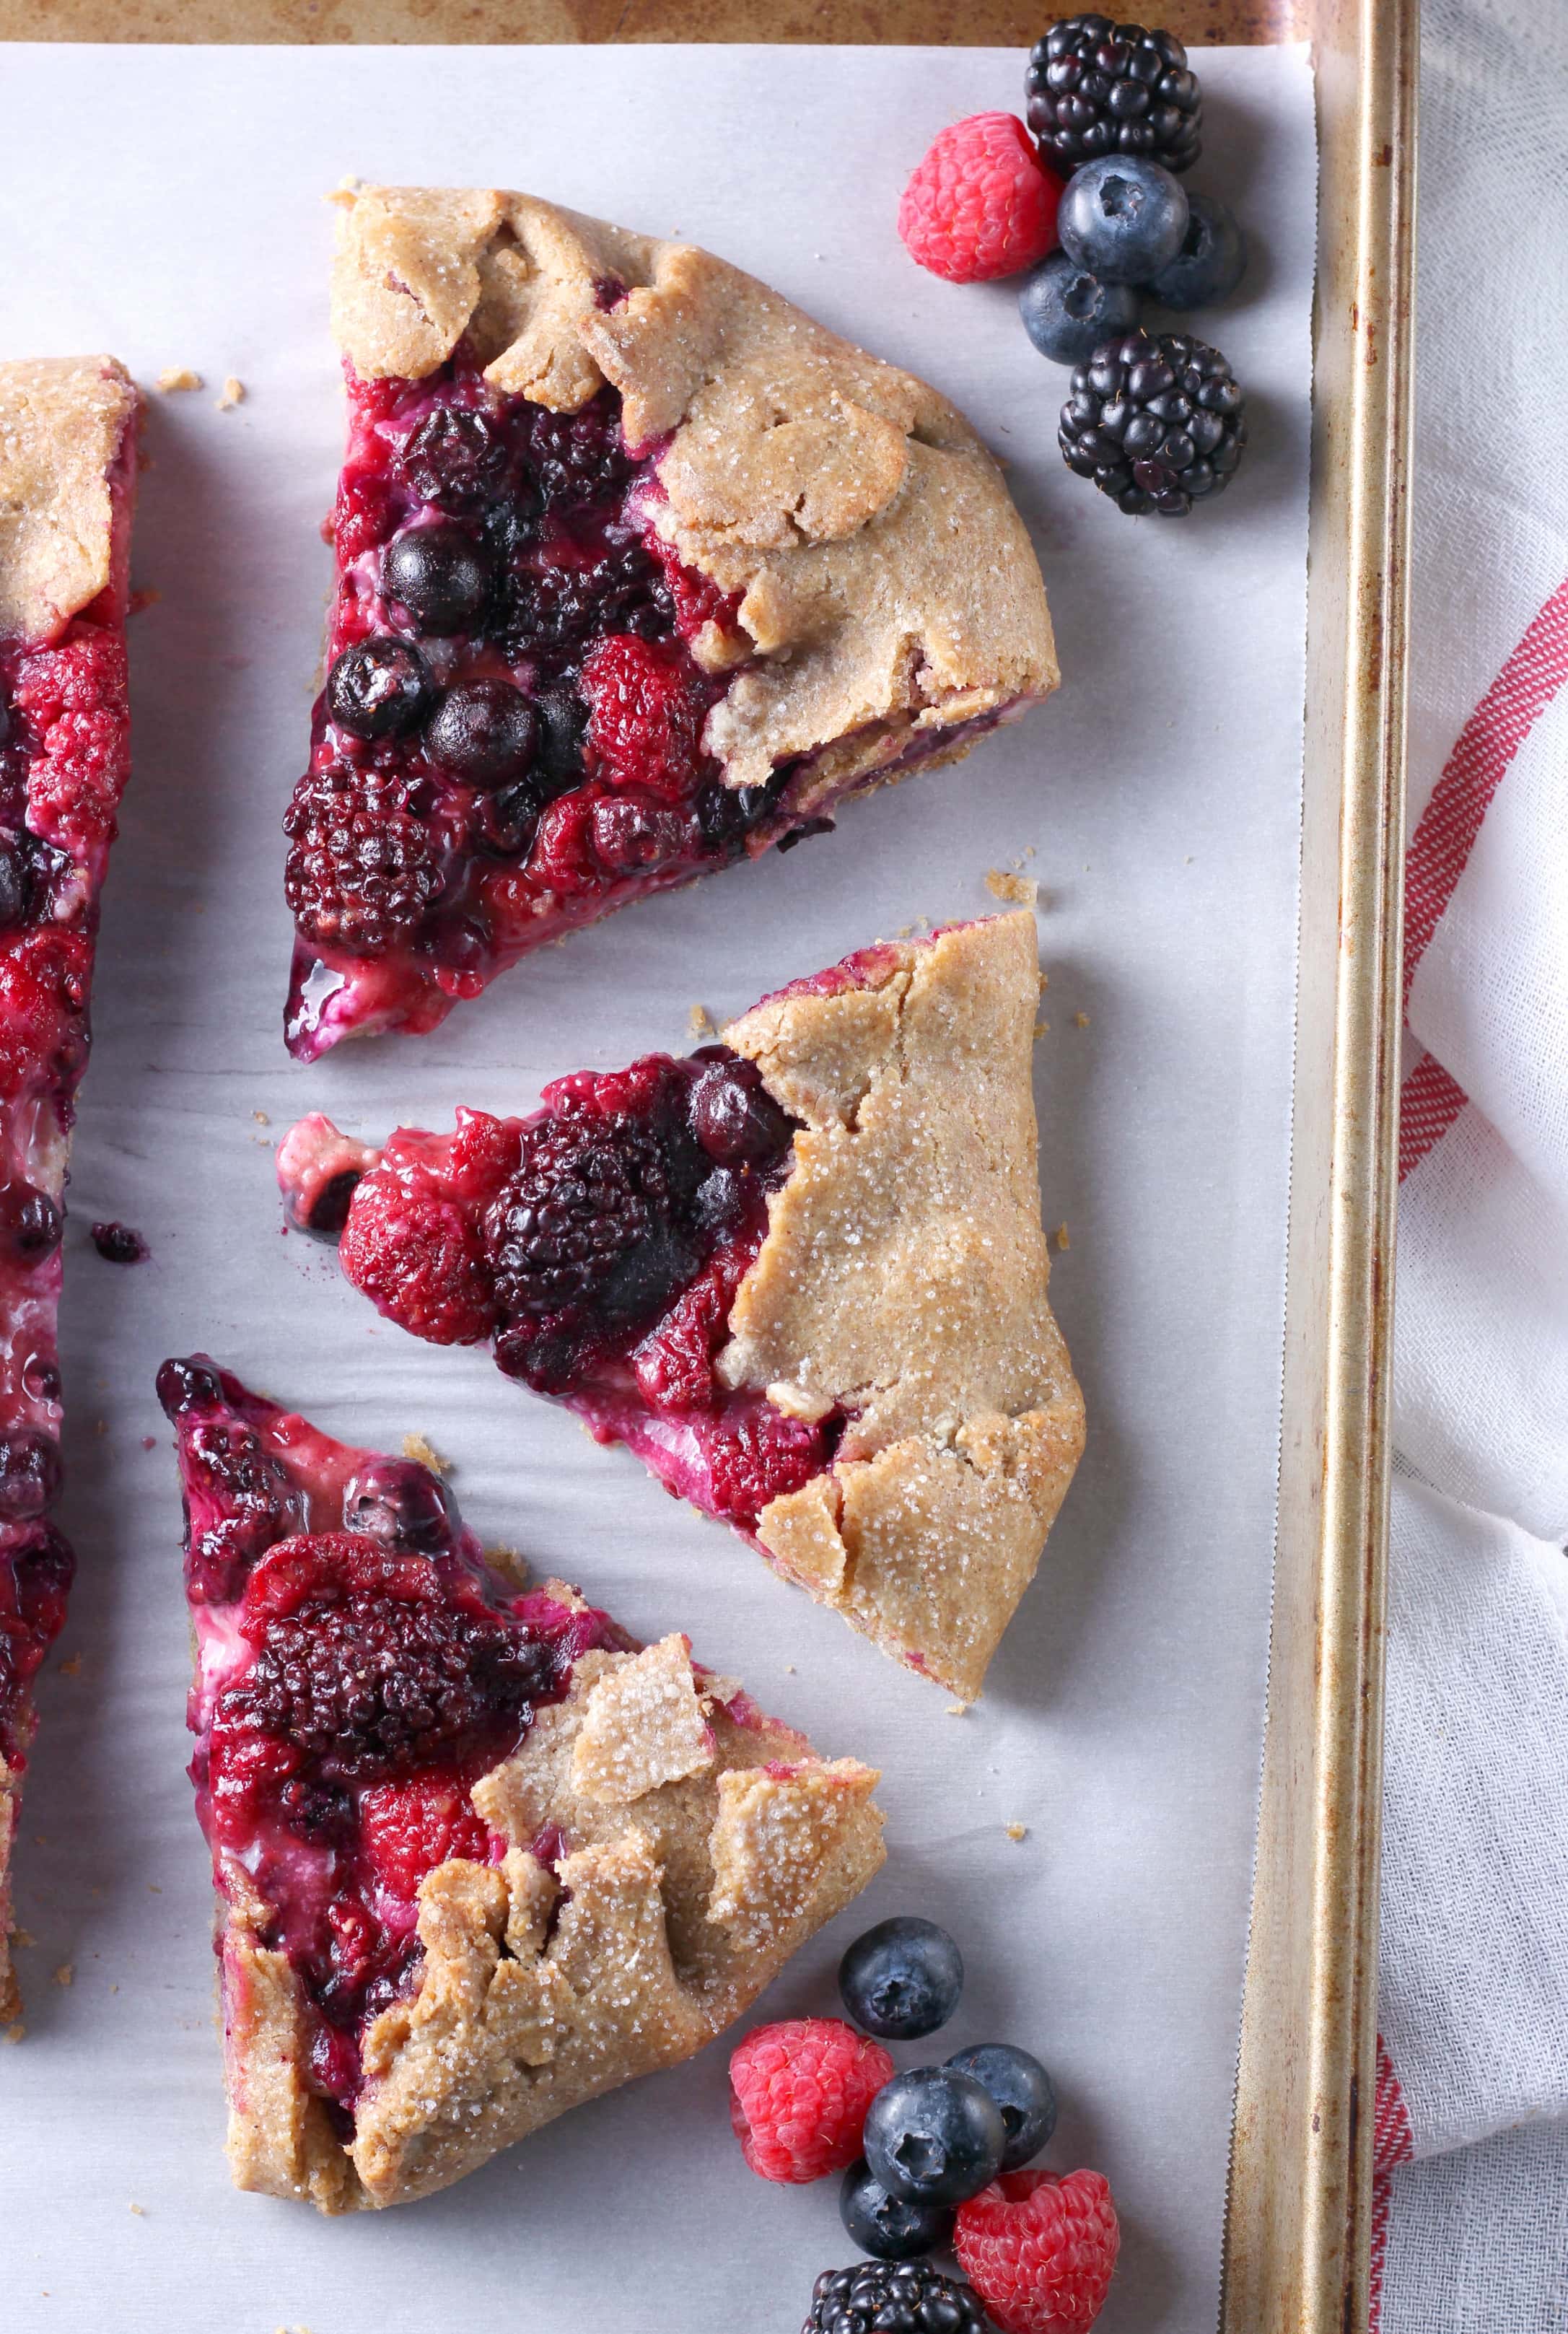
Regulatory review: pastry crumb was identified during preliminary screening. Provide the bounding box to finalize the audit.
[12,1928,34,1949]
[1033,1019,1050,1039]
[1054,1223,1071,1251]
[53,1963,73,1988]
[3,2022,25,2044]
[401,1431,450,1476]
[156,367,203,392]
[1005,1822,1029,1842]
[985,869,1038,906]
[483,1543,531,1589]
[253,1110,271,1126]
[216,375,245,410]
[687,1002,716,1037]
[783,1663,796,1674]
[1074,1010,1090,1028]
[58,1655,81,1677]
[945,1702,968,1716]
[128,2202,144,2216]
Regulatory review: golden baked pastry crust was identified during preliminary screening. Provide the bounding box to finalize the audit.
[724,912,1085,1700]
[330,185,1058,797]
[0,357,138,642]
[212,1612,882,2211]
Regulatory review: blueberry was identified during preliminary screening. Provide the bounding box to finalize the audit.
[862,2068,1006,2207]
[1057,154,1190,286]
[1019,251,1144,367]
[342,1456,458,1552]
[688,1059,792,1166]
[1146,193,1248,310]
[0,1181,62,1261]
[944,2045,1057,2172]
[839,2157,954,2261]
[325,637,433,740]
[286,1166,363,1242]
[382,523,494,633]
[427,679,538,787]
[839,1916,964,2040]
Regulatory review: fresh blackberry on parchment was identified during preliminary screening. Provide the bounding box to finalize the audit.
[1027,16,1203,176]
[802,2260,991,2334]
[1057,328,1245,515]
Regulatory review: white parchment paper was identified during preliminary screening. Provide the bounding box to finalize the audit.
[0,42,1315,2334]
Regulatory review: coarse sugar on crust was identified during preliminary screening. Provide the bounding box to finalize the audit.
[330,185,1058,797]
[222,1609,882,2210]
[722,912,1085,1700]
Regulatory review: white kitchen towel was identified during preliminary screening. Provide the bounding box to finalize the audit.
[1372,0,1568,2320]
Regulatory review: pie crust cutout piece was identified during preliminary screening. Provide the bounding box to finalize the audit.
[279,912,1085,1704]
[283,184,1059,1058]
[157,1355,885,2211]
[0,357,140,2022]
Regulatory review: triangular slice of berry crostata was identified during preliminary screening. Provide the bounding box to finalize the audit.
[283,185,1058,1056]
[279,913,1085,1702]
[157,1355,884,2211]
[0,357,139,2021]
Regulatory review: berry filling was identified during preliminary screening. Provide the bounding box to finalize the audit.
[158,1357,618,2115]
[0,416,137,1766]
[284,357,1031,1059]
[284,357,788,1059]
[282,1046,844,1534]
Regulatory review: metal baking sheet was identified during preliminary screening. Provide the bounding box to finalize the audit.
[0,43,1319,2333]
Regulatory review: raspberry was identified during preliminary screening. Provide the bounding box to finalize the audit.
[582,633,714,802]
[898,114,1064,284]
[358,1773,495,1900]
[728,2018,894,2184]
[284,761,444,954]
[706,1400,833,1525]
[631,1247,750,1414]
[341,1163,496,1345]
[954,2168,1121,2334]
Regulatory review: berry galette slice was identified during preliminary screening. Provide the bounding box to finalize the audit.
[159,1355,883,2211]
[284,185,1059,1057]
[0,356,139,2020]
[279,913,1085,1701]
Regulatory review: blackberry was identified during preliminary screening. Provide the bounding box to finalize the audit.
[183,1417,302,1603]
[284,763,444,953]
[1058,328,1245,515]
[802,2263,989,2334]
[485,1093,700,1334]
[1027,15,1202,175]
[402,406,509,512]
[222,1586,553,1780]
[530,392,634,509]
[501,537,672,667]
